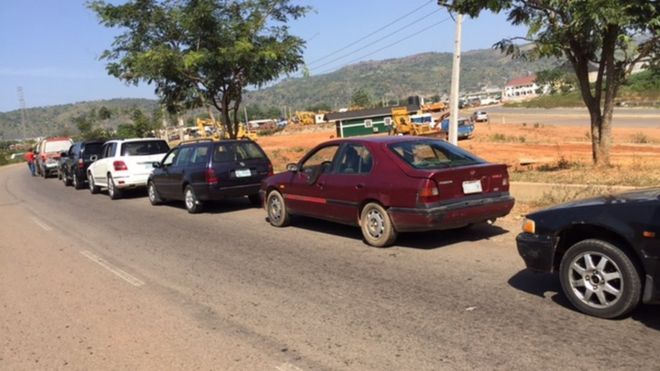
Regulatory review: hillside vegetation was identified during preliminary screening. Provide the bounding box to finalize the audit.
[245,49,558,110]
[1,48,559,139]
[504,70,659,108]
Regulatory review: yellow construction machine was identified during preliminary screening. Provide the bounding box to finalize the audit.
[289,111,316,125]
[389,107,440,136]
[196,118,258,141]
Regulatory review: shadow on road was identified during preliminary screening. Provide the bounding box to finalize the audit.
[269,215,510,250]
[159,196,261,214]
[509,269,660,329]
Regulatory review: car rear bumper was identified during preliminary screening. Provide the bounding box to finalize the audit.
[113,174,150,189]
[388,194,514,232]
[198,183,261,201]
[516,232,558,272]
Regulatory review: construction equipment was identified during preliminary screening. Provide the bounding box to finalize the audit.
[389,107,440,136]
[421,101,451,122]
[196,118,258,141]
[289,111,316,126]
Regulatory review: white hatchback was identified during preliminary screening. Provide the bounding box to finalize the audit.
[87,138,170,199]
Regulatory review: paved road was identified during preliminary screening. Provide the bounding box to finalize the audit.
[476,107,660,128]
[1,164,659,370]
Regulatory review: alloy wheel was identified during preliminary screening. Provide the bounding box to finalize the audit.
[568,252,623,309]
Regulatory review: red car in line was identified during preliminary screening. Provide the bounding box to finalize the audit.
[261,136,515,247]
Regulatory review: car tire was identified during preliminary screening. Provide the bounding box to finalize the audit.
[148,181,163,206]
[88,173,100,194]
[61,170,72,186]
[107,175,122,200]
[248,193,261,206]
[266,191,290,227]
[360,202,397,247]
[184,185,203,214]
[559,239,642,319]
[72,173,83,190]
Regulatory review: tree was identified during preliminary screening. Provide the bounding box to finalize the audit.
[89,0,308,138]
[350,88,373,109]
[439,0,659,165]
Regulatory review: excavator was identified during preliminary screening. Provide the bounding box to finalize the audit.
[196,118,258,141]
[289,111,317,126]
[389,107,441,136]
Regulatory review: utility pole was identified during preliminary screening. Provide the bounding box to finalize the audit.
[16,86,28,140]
[448,14,462,145]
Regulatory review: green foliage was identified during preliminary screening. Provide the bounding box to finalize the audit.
[89,0,310,138]
[350,88,373,109]
[442,0,659,165]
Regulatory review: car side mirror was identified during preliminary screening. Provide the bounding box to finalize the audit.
[60,151,68,157]
[286,163,299,172]
[153,162,161,168]
[89,155,98,162]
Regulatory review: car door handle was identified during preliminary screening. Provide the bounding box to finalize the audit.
[355,184,364,189]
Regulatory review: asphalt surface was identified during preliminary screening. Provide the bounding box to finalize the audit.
[1,164,659,370]
[480,107,660,128]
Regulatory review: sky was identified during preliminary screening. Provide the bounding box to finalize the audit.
[0,0,527,112]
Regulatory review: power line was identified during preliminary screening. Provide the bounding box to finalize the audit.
[316,17,452,76]
[306,0,435,66]
[309,8,443,71]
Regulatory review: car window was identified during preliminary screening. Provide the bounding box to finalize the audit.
[189,145,209,166]
[44,140,71,153]
[83,143,103,159]
[162,148,179,166]
[389,140,484,169]
[174,147,194,167]
[336,144,372,174]
[301,145,339,172]
[212,142,266,163]
[121,140,169,156]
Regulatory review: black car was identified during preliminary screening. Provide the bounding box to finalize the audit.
[58,140,105,189]
[517,188,660,318]
[147,139,273,213]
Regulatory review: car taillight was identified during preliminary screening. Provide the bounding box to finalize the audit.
[418,179,440,203]
[267,163,273,176]
[113,161,128,171]
[77,159,84,169]
[205,168,218,185]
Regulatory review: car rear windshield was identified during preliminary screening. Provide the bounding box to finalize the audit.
[121,140,169,156]
[44,140,71,153]
[83,143,103,158]
[389,140,484,169]
[212,142,266,163]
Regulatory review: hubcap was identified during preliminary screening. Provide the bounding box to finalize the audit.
[73,174,77,187]
[108,179,114,196]
[88,175,94,190]
[269,196,282,221]
[366,208,385,239]
[185,190,194,209]
[568,252,623,309]
[148,184,155,201]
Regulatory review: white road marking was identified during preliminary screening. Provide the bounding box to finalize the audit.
[275,363,304,371]
[80,250,145,287]
[31,217,52,231]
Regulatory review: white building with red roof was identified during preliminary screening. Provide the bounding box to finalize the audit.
[503,74,546,102]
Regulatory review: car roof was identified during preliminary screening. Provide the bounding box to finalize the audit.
[330,135,448,146]
[106,138,166,143]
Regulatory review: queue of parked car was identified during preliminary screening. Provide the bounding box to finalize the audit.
[33,134,659,319]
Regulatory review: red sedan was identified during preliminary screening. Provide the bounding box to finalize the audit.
[261,136,515,247]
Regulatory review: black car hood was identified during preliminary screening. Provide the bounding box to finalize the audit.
[537,187,660,212]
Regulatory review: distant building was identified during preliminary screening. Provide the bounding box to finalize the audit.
[502,74,546,102]
[325,103,420,138]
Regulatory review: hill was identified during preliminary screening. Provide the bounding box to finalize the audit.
[1,47,558,139]
[0,99,159,140]
[244,49,558,110]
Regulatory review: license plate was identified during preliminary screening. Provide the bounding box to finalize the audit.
[235,169,251,178]
[462,180,482,194]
